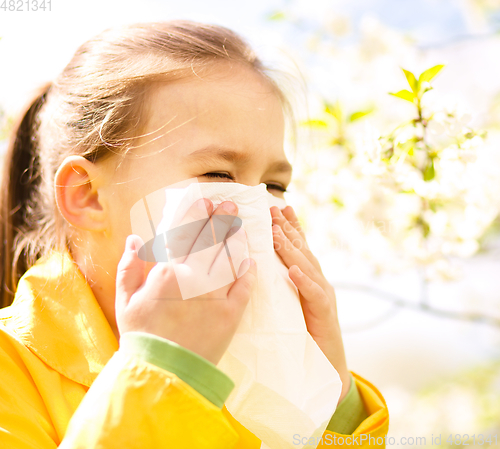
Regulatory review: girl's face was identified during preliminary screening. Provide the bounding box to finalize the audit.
[99,64,292,251]
[58,63,292,338]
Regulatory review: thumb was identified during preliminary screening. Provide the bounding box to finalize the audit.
[116,235,146,305]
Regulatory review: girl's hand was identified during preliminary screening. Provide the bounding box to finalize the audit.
[270,205,351,402]
[115,199,257,366]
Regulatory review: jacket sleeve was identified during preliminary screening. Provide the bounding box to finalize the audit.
[317,373,390,448]
[113,336,390,448]
[60,331,239,448]
[327,373,368,434]
[0,327,240,449]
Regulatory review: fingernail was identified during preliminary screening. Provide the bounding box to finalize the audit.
[221,201,237,214]
[196,199,207,211]
[201,198,214,214]
[293,266,303,276]
[126,236,137,252]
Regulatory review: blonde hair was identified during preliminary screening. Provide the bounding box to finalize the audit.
[0,21,289,308]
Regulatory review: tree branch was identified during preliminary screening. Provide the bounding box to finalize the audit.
[332,282,500,328]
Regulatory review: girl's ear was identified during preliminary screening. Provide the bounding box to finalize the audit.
[54,155,108,232]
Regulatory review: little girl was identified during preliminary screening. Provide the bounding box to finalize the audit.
[0,21,388,448]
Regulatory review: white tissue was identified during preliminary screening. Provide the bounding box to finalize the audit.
[129,180,342,449]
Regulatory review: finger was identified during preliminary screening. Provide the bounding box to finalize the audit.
[270,206,307,251]
[288,265,332,321]
[164,198,213,261]
[185,201,239,264]
[282,205,306,240]
[175,197,213,227]
[271,206,322,271]
[211,226,247,278]
[116,235,146,306]
[144,258,182,301]
[272,224,322,284]
[202,226,247,298]
[227,258,257,306]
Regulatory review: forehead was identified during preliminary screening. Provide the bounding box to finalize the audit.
[140,65,286,158]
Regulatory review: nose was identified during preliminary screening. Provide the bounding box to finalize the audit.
[235,174,264,188]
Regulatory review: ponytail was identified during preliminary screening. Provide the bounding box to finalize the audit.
[0,84,50,308]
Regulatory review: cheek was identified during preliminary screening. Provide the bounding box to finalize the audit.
[106,202,134,267]
[108,171,171,238]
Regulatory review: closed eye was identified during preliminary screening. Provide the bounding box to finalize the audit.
[201,172,287,192]
[202,172,235,181]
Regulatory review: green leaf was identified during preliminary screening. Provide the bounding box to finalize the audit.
[349,109,374,122]
[402,68,418,93]
[421,219,430,238]
[325,101,343,122]
[389,90,415,103]
[267,11,286,21]
[301,119,328,129]
[418,65,445,84]
[330,197,344,208]
[423,159,435,181]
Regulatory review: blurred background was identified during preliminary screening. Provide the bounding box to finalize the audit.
[1,0,499,446]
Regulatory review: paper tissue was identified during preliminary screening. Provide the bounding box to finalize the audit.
[129,179,342,449]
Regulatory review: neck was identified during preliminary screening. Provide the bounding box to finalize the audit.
[69,236,121,343]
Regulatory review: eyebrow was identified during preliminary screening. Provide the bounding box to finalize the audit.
[186,146,293,174]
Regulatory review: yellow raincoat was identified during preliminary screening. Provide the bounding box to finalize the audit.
[0,250,389,448]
